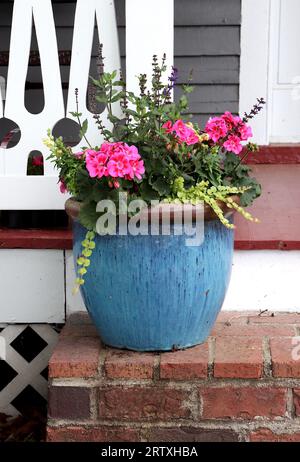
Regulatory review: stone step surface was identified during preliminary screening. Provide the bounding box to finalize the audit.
[47,311,300,443]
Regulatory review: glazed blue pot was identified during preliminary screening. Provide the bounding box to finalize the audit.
[70,202,234,351]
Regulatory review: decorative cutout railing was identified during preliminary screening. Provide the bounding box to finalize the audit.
[0,0,174,210]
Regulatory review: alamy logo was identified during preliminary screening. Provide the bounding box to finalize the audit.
[0,335,6,360]
[95,194,205,247]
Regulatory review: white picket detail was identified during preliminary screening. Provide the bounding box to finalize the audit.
[126,0,174,96]
[0,0,174,210]
[67,0,121,152]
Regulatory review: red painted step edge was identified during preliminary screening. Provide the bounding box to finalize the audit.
[245,145,300,164]
[0,227,73,250]
[1,227,298,251]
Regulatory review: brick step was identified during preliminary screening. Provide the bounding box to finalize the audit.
[47,311,300,443]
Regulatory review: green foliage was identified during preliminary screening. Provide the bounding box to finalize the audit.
[79,201,100,231]
[223,152,262,206]
[73,230,96,294]
[167,177,259,229]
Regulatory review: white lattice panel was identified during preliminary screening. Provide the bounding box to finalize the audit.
[0,324,59,416]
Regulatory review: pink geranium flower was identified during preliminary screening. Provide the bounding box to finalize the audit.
[239,124,253,141]
[85,150,109,178]
[184,130,199,146]
[59,179,67,193]
[205,117,228,142]
[127,156,145,180]
[172,120,189,139]
[108,180,120,189]
[172,120,199,145]
[85,142,145,181]
[223,135,243,155]
[74,151,84,158]
[221,112,239,130]
[162,121,173,134]
[107,152,131,178]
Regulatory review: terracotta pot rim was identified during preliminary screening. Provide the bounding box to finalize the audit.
[65,196,238,224]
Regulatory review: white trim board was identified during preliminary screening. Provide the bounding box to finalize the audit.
[0,249,65,323]
[0,248,299,324]
[239,0,271,145]
[240,0,300,144]
[66,250,300,315]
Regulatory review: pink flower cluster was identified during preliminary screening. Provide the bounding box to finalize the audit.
[162,120,199,146]
[205,112,253,155]
[59,179,67,194]
[85,142,145,186]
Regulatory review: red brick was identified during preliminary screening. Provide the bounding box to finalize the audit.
[214,337,263,378]
[67,312,93,325]
[160,344,208,380]
[211,323,295,338]
[250,428,300,442]
[215,311,253,324]
[49,336,101,378]
[105,350,155,379]
[99,387,191,421]
[270,338,300,378]
[61,323,99,338]
[47,426,139,442]
[200,387,287,420]
[293,389,300,416]
[48,387,91,420]
[60,312,99,337]
[147,427,239,442]
[248,313,300,324]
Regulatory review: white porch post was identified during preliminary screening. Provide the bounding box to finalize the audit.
[125,0,174,96]
[239,0,271,145]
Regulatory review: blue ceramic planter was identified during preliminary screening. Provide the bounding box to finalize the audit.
[72,212,234,351]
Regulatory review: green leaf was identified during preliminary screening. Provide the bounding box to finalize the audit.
[151,177,171,196]
[79,201,100,231]
[239,182,262,207]
[96,95,108,103]
[139,182,160,201]
[80,119,88,138]
[70,111,82,118]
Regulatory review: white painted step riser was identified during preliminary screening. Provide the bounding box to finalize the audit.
[0,249,299,324]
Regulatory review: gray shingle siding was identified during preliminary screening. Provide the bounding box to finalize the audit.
[0,0,241,128]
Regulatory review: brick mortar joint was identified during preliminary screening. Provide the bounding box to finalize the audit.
[286,388,296,419]
[208,336,215,379]
[97,346,107,378]
[46,418,300,432]
[153,354,161,381]
[50,377,300,388]
[262,336,273,378]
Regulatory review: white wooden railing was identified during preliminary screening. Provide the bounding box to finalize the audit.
[0,0,173,210]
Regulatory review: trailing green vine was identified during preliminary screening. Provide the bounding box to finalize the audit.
[73,230,96,294]
[167,177,259,229]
